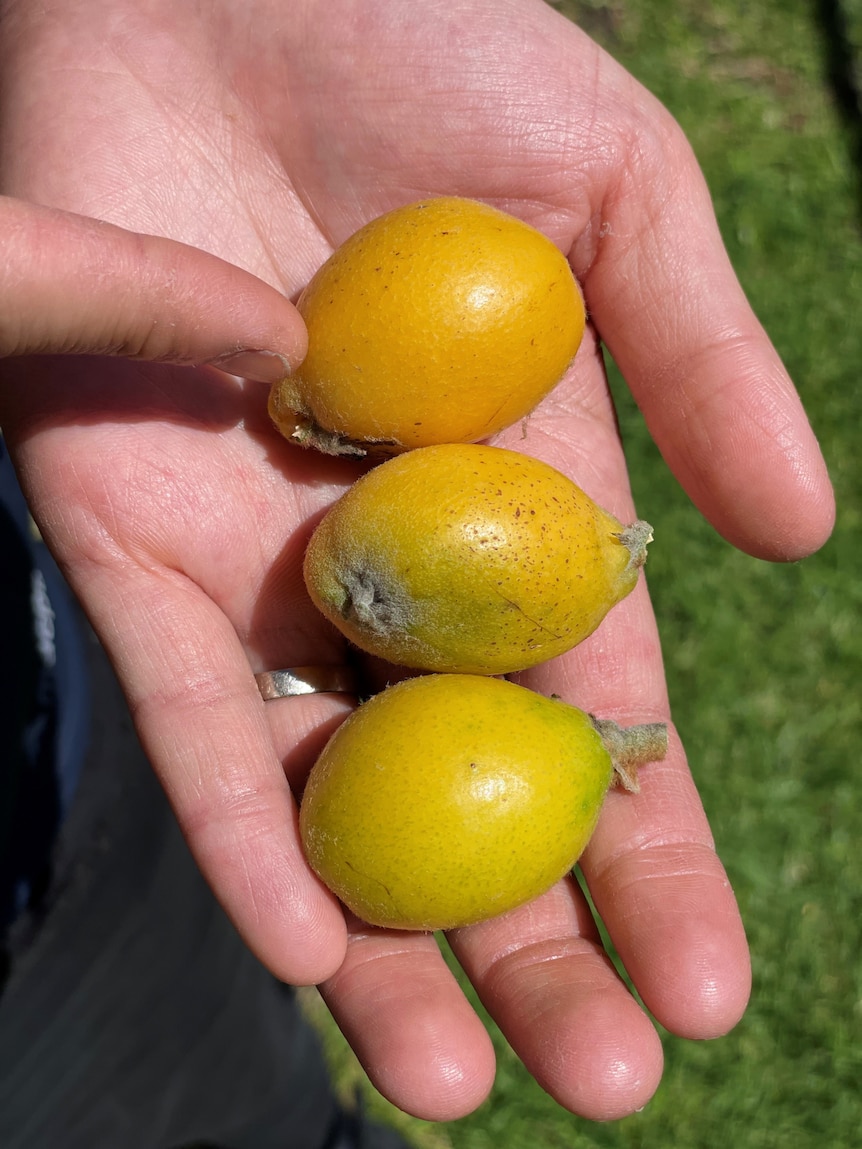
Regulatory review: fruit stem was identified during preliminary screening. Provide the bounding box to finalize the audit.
[616,520,654,571]
[589,717,668,794]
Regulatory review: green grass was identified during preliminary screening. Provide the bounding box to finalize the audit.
[304,2,862,1145]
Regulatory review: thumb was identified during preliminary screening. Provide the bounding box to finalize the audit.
[0,196,306,382]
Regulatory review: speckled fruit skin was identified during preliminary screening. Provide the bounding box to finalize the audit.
[302,443,651,675]
[299,674,614,931]
[268,197,585,455]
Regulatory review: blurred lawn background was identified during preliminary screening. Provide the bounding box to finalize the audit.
[301,1,862,1145]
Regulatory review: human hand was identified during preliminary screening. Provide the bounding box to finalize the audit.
[0,195,306,375]
[0,0,834,1124]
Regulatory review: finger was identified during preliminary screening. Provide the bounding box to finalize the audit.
[449,879,664,1121]
[570,77,834,561]
[318,921,496,1122]
[519,581,752,1042]
[75,559,349,986]
[0,196,306,379]
[497,374,752,1048]
[582,729,753,1040]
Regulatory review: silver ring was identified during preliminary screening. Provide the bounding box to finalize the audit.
[255,665,359,700]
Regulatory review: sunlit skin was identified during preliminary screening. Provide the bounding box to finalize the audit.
[0,0,835,1126]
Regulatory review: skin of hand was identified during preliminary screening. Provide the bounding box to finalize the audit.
[0,197,309,377]
[0,0,835,1125]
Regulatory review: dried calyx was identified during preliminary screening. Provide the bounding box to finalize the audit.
[589,716,668,794]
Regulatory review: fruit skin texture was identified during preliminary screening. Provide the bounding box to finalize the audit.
[268,197,585,455]
[303,443,652,675]
[299,674,616,931]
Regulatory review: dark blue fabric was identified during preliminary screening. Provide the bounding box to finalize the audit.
[0,608,343,1149]
[0,441,90,929]
[0,442,410,1149]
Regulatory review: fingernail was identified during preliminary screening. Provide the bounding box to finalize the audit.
[208,349,291,383]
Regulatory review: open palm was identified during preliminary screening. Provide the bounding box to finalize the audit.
[0,0,833,1123]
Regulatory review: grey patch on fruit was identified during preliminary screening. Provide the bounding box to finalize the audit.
[290,416,368,457]
[339,567,414,635]
[289,413,400,458]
